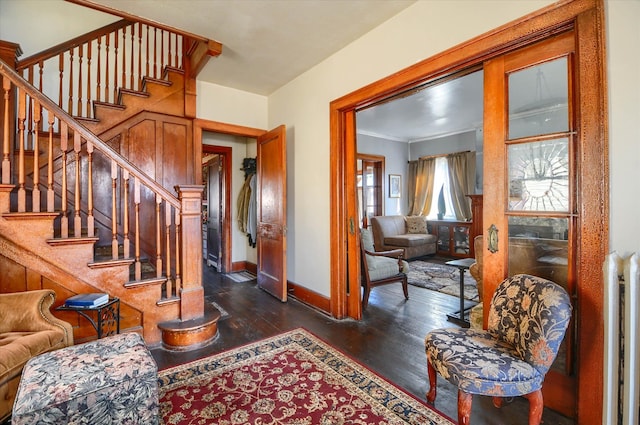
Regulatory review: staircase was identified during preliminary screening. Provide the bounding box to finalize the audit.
[0,16,222,349]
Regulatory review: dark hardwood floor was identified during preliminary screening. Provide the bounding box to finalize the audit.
[151,260,574,425]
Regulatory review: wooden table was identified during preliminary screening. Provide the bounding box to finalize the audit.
[445,258,477,327]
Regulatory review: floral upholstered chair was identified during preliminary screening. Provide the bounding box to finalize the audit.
[424,274,572,425]
[360,227,409,309]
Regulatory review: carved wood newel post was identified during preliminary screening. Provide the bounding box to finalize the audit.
[176,184,204,321]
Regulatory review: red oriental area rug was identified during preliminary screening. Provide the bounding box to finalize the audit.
[158,328,454,425]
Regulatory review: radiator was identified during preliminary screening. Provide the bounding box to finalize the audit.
[603,252,640,425]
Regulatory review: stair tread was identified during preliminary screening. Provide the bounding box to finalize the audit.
[3,211,60,219]
[93,101,126,110]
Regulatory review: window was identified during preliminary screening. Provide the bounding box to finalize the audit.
[426,157,456,220]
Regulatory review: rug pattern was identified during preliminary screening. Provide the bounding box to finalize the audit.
[158,329,453,425]
[407,260,478,301]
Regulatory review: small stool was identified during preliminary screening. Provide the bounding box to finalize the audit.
[12,333,158,424]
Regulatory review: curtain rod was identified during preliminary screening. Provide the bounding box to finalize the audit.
[408,150,471,162]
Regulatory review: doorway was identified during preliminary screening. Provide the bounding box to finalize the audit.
[202,146,232,273]
[329,1,607,423]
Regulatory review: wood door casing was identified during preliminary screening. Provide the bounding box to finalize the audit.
[256,125,287,301]
[330,1,607,423]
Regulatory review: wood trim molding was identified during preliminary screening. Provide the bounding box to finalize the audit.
[330,1,607,423]
[288,280,331,315]
[193,119,266,277]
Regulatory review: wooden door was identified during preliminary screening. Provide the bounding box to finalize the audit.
[483,31,577,417]
[357,154,384,228]
[256,125,287,301]
[206,155,222,271]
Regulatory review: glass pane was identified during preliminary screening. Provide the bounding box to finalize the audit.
[437,225,450,252]
[508,138,569,212]
[508,58,568,139]
[508,216,569,374]
[507,216,568,289]
[453,226,470,255]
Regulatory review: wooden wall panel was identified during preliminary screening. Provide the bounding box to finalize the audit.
[0,256,26,292]
[161,121,189,189]
[127,120,157,179]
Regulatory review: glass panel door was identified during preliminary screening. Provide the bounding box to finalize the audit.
[483,31,577,415]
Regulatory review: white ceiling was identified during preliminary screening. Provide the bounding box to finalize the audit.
[90,0,416,95]
[357,70,484,142]
[86,0,485,141]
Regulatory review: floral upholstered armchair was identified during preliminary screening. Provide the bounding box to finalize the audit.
[424,274,572,425]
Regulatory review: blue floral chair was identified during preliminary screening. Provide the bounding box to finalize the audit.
[424,274,572,425]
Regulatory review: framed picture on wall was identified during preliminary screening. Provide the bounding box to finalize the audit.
[389,174,401,198]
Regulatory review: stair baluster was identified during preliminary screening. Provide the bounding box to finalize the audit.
[86,140,94,237]
[123,169,130,258]
[47,113,54,212]
[17,90,25,211]
[2,76,10,184]
[155,194,162,278]
[60,121,69,238]
[32,99,40,212]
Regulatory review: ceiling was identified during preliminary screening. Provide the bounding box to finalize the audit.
[87,0,484,141]
[89,0,416,95]
[357,70,484,143]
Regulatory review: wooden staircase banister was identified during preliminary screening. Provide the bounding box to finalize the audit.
[0,58,179,209]
[66,0,213,45]
[15,20,132,71]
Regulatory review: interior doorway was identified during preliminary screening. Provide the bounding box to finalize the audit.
[202,144,232,273]
[329,2,607,423]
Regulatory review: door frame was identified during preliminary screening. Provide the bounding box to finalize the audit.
[203,146,230,272]
[194,119,267,273]
[329,0,607,423]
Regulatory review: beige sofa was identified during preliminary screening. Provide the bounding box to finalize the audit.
[370,215,437,260]
[0,290,74,421]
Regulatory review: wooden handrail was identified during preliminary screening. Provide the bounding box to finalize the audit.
[0,58,180,208]
[66,0,215,46]
[15,20,132,71]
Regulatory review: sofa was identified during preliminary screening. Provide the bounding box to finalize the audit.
[370,215,437,260]
[0,290,74,421]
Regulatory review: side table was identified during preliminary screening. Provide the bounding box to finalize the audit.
[445,258,477,328]
[56,297,120,338]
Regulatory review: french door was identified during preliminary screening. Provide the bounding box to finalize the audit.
[483,31,577,417]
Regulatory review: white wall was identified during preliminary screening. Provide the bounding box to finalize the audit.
[606,0,640,258]
[268,0,555,296]
[0,0,117,56]
[196,81,268,130]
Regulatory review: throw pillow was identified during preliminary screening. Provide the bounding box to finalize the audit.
[405,216,427,234]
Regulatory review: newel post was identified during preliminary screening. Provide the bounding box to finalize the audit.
[0,41,21,187]
[176,185,204,321]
